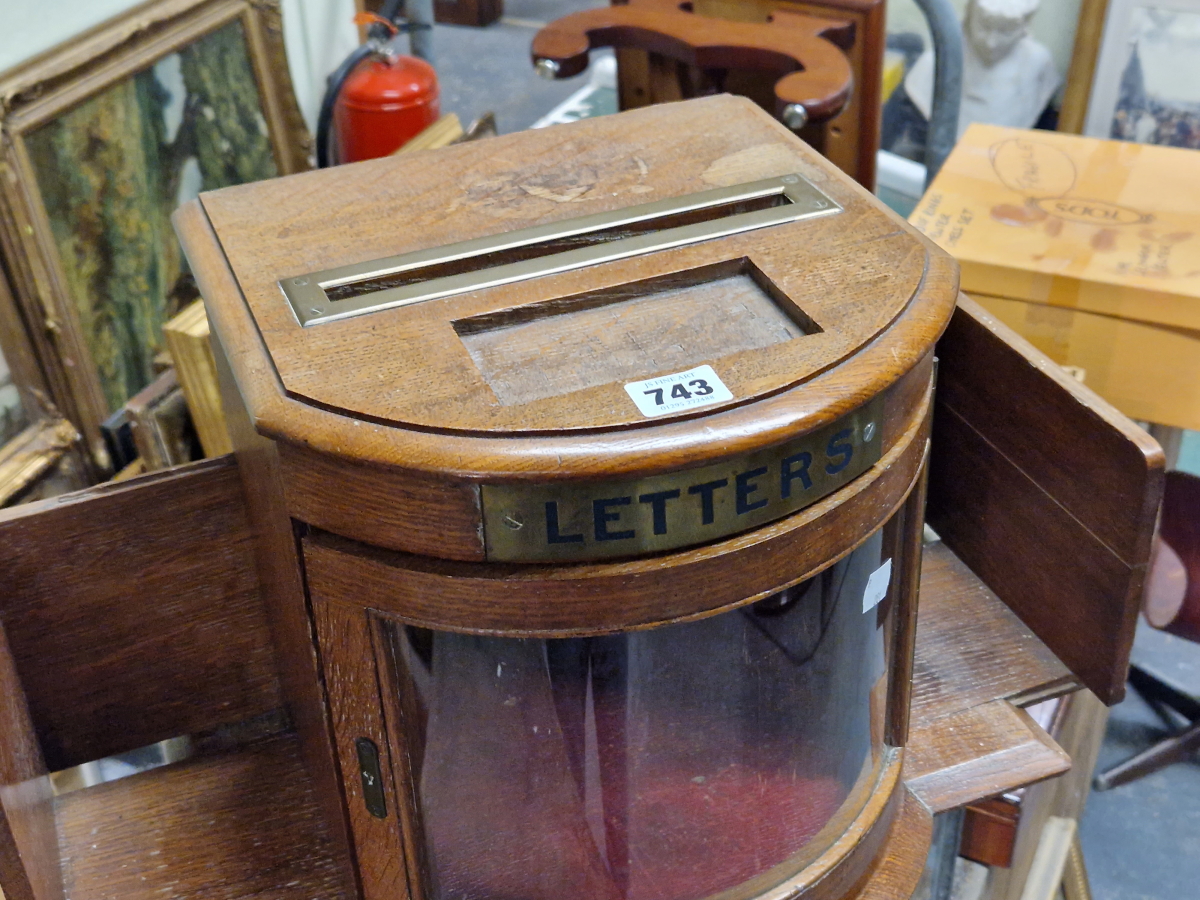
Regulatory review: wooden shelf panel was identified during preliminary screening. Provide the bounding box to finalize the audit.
[56,737,352,900]
[912,541,1075,724]
[904,542,1075,815]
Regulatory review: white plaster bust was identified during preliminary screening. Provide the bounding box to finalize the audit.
[904,0,1059,137]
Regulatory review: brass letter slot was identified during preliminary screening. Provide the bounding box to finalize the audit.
[282,173,840,326]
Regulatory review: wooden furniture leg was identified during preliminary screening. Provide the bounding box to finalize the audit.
[1093,719,1200,790]
[1094,664,1200,790]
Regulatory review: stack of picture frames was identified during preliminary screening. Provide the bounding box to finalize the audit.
[0,0,311,506]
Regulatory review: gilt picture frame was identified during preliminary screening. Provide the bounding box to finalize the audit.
[0,241,90,502]
[1058,0,1111,134]
[0,417,84,508]
[0,0,310,471]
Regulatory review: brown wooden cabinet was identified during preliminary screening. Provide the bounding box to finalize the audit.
[189,94,953,900]
[0,98,1163,900]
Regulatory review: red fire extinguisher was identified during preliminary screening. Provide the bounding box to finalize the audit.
[317,10,440,166]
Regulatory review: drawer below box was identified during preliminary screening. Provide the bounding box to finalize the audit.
[972,293,1200,432]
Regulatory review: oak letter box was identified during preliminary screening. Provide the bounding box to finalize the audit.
[177,95,959,900]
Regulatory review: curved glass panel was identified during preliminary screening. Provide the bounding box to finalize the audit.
[385,520,904,900]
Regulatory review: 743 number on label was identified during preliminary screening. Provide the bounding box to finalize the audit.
[624,365,733,418]
[643,379,715,406]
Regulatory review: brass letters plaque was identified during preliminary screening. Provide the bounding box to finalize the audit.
[482,397,883,562]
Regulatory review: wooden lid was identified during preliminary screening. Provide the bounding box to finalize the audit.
[180,98,955,564]
[187,96,953,469]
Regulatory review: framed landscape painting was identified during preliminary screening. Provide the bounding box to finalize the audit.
[0,0,310,472]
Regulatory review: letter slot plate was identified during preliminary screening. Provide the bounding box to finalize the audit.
[281,173,840,327]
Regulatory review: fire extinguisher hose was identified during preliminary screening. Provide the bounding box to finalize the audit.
[316,43,375,168]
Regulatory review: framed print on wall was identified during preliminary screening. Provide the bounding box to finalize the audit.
[1082,0,1200,146]
[0,0,310,472]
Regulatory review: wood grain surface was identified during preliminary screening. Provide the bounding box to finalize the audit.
[163,300,232,456]
[241,202,923,437]
[910,542,1075,722]
[182,95,958,481]
[268,351,928,565]
[936,297,1161,561]
[531,0,854,121]
[0,793,38,900]
[607,0,884,188]
[905,700,1070,813]
[55,736,352,900]
[206,132,925,434]
[276,442,484,560]
[848,789,933,900]
[271,349,933,563]
[902,540,1076,816]
[928,296,1163,704]
[693,0,886,188]
[885,453,928,747]
[311,600,411,900]
[984,690,1108,900]
[0,622,61,900]
[211,337,359,892]
[959,796,1021,868]
[302,385,929,634]
[0,456,282,770]
[370,618,431,900]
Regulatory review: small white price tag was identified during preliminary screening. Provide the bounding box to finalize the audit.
[863,559,892,613]
[624,365,733,418]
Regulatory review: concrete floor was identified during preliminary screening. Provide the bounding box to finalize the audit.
[428,0,606,134]
[1079,438,1200,900]
[1081,623,1200,900]
[428,13,1200,899]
